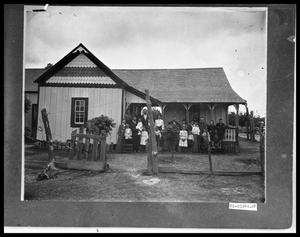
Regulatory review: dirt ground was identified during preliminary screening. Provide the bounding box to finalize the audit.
[24,138,265,202]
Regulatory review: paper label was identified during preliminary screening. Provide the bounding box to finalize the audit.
[229,203,257,211]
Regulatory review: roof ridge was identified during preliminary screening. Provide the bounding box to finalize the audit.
[112,67,224,71]
[26,67,224,71]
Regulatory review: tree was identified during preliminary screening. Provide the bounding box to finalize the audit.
[25,96,31,113]
[228,111,265,128]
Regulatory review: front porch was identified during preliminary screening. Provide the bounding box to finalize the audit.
[124,102,246,125]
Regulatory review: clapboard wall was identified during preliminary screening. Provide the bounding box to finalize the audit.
[36,86,122,144]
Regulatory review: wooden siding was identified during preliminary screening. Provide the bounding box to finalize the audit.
[36,87,122,144]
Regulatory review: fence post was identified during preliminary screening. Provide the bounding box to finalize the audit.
[146,140,152,174]
[207,132,213,173]
[84,137,90,160]
[99,130,107,169]
[92,138,98,161]
[69,130,77,160]
[41,108,55,163]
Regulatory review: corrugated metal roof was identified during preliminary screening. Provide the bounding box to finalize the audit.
[53,67,107,77]
[47,76,116,84]
[112,68,246,103]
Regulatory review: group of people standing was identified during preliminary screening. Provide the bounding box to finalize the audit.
[116,108,228,153]
[116,109,153,153]
[177,118,228,153]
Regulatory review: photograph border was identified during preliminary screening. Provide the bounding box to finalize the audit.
[4,4,295,229]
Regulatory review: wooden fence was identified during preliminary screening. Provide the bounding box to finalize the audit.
[68,130,106,162]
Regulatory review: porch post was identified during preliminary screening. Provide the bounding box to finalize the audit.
[234,104,240,152]
[182,104,192,122]
[162,104,167,121]
[226,104,229,125]
[234,104,239,127]
[207,103,216,122]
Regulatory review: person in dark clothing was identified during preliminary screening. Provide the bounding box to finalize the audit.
[141,108,149,131]
[207,120,217,148]
[116,119,126,152]
[216,118,227,148]
[129,116,139,152]
[198,117,208,152]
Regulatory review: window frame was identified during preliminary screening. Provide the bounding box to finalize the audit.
[71,97,89,127]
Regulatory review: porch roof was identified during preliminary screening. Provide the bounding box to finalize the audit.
[112,68,246,104]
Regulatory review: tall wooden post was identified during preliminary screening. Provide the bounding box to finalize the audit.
[206,132,213,173]
[245,104,250,140]
[145,90,158,175]
[41,108,55,163]
[234,104,240,152]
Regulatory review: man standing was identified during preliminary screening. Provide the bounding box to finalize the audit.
[216,118,226,148]
[198,117,207,152]
[141,108,149,131]
[207,120,217,148]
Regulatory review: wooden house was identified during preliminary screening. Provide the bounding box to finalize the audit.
[28,43,246,144]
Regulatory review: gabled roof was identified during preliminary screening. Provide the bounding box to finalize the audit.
[33,43,160,104]
[113,68,246,104]
[25,68,47,92]
[30,43,246,104]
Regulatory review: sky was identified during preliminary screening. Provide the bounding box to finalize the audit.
[25,6,267,117]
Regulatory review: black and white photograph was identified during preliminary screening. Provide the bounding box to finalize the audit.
[4,4,295,232]
[23,5,267,203]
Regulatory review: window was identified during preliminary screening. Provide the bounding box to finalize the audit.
[71,97,88,127]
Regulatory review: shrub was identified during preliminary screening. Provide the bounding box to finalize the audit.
[24,96,31,113]
[85,115,116,136]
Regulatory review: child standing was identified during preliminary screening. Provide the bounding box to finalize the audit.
[124,124,132,141]
[140,128,149,152]
[178,124,188,152]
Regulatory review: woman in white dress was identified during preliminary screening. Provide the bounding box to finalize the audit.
[191,121,200,153]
